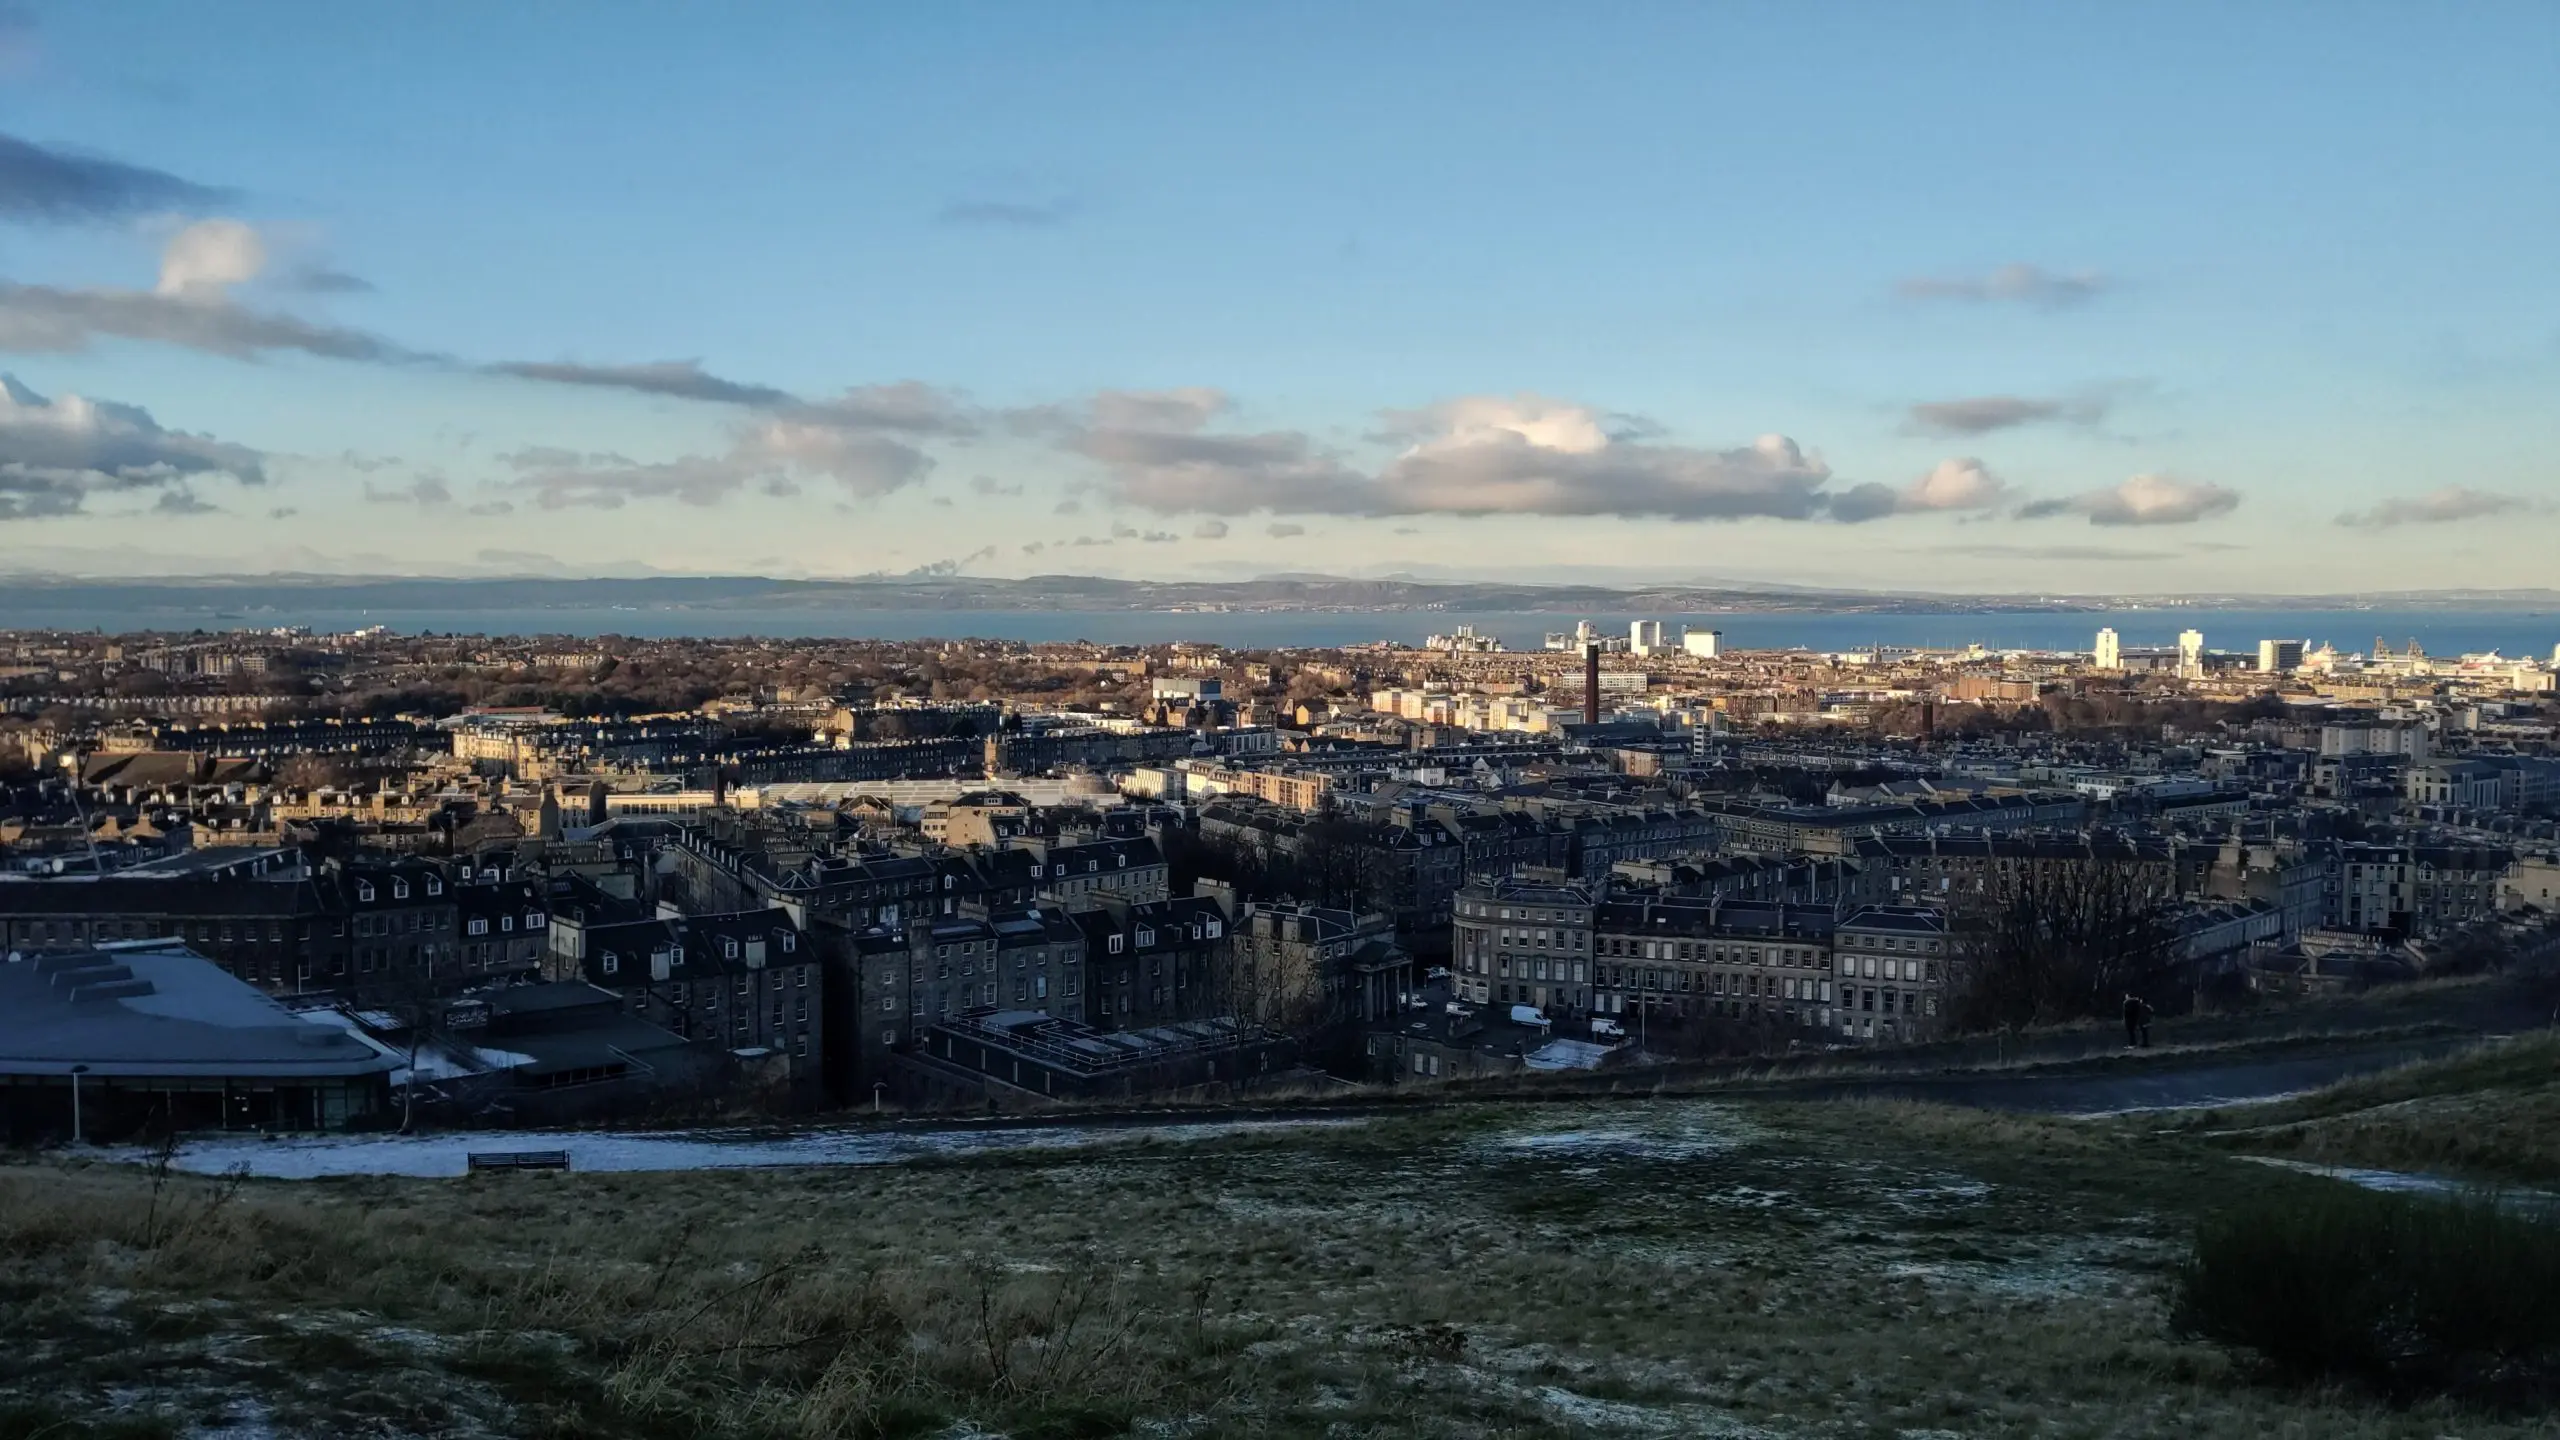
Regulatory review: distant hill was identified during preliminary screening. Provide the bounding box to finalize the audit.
[0,572,2551,620]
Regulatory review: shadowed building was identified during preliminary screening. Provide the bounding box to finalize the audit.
[0,941,394,1142]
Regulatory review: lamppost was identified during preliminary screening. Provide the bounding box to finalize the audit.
[68,1064,90,1147]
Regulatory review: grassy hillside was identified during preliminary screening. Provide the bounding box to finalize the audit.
[6,1094,2552,1439]
[2182,1030,2560,1186]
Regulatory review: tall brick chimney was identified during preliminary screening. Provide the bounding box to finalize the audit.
[1582,642,1601,726]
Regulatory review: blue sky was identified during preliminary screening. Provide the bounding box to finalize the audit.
[1,1,2554,591]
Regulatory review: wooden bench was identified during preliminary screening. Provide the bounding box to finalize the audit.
[466,1150,572,1173]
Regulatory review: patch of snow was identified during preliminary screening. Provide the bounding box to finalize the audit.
[1483,1100,1764,1163]
[2067,1089,2314,1118]
[116,1116,1372,1180]
[1522,1037,1614,1071]
[1537,1385,1686,1431]
[1879,1174,1994,1210]
[2237,1155,2560,1210]
[184,1396,278,1440]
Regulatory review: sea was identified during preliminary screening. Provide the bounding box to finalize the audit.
[5,600,2555,658]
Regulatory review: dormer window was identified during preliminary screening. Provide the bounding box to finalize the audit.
[468,918,489,936]
[501,915,515,931]
[357,880,374,902]
[1136,927,1155,947]
[723,939,739,959]
[392,879,409,900]
[526,913,544,930]
[780,933,795,953]
[601,953,620,976]
[426,877,443,896]
[1108,934,1124,954]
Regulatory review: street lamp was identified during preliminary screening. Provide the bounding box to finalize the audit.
[68,1064,90,1147]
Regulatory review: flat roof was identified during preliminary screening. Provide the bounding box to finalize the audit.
[0,942,395,1080]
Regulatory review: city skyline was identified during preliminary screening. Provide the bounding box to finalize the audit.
[2,2,2556,590]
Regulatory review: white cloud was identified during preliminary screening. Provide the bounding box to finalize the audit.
[2021,473,2240,526]
[1905,457,2008,511]
[0,277,422,361]
[1832,458,2011,523]
[0,373,263,519]
[363,474,452,506]
[507,408,937,511]
[1090,388,1229,433]
[2336,486,2536,528]
[0,131,229,224]
[1060,390,1837,521]
[1905,392,2115,435]
[488,359,791,406]
[1899,263,2109,308]
[157,219,267,297]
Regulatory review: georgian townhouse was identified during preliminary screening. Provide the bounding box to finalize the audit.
[1831,907,1951,1045]
[834,903,1088,1092]
[454,877,548,984]
[564,907,824,1083]
[1450,870,1602,1011]
[1588,895,1838,1035]
[1070,894,1231,1030]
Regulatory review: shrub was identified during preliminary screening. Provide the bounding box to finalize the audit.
[2174,1183,2560,1404]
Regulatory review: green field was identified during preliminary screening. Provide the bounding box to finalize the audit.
[9,1039,2560,1440]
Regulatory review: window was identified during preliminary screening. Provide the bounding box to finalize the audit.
[392,880,408,900]
[1108,934,1125,954]
[602,953,620,976]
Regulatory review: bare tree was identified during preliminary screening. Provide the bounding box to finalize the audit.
[1947,860,2180,1032]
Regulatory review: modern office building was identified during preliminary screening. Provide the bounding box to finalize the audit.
[2257,638,2306,673]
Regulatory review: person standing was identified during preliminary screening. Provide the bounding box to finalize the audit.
[2122,993,2143,1048]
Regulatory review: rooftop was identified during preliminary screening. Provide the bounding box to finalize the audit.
[0,941,395,1080]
